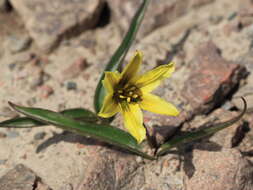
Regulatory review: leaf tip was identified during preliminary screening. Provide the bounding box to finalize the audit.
[8,101,20,112]
[241,96,247,113]
[8,101,15,108]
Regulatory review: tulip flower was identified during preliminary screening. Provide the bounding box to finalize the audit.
[98,51,179,143]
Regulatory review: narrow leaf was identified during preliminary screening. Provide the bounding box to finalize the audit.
[0,108,98,128]
[61,108,99,122]
[94,0,150,113]
[157,97,247,156]
[0,117,43,128]
[9,102,155,160]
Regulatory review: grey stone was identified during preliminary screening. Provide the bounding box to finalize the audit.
[34,132,46,140]
[108,0,215,38]
[0,159,7,165]
[7,130,19,138]
[66,81,77,90]
[5,34,32,53]
[9,0,104,52]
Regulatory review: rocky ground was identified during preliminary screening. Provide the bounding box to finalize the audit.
[0,0,253,189]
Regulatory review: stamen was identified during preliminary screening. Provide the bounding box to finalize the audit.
[129,86,136,91]
[119,95,126,99]
[114,85,142,104]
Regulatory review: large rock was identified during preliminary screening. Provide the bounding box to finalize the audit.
[0,164,52,190]
[107,0,215,38]
[184,149,253,190]
[74,148,140,190]
[9,0,104,52]
[182,41,247,114]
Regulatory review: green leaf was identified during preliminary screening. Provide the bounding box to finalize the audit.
[9,102,155,160]
[60,108,99,122]
[157,97,247,156]
[94,0,150,113]
[0,117,44,128]
[0,108,99,128]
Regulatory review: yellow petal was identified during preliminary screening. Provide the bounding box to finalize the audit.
[135,62,175,93]
[98,94,119,118]
[140,93,179,116]
[140,80,161,94]
[121,50,143,83]
[120,103,146,143]
[103,71,120,93]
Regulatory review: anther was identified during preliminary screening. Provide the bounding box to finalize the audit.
[132,94,138,98]
[118,90,123,93]
[129,86,136,91]
[119,95,126,99]
[128,91,133,95]
[127,97,131,103]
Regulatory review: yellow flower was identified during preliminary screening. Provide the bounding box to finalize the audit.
[98,50,179,143]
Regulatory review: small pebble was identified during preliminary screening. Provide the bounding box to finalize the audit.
[8,53,33,68]
[227,12,237,21]
[61,57,88,81]
[8,63,16,70]
[26,97,37,106]
[61,184,73,190]
[5,34,32,53]
[0,159,7,165]
[209,15,223,25]
[136,156,143,163]
[66,81,77,90]
[0,132,7,138]
[28,66,45,89]
[34,132,46,140]
[7,131,20,138]
[39,85,54,98]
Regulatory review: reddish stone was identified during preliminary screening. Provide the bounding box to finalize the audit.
[184,149,253,190]
[61,57,88,81]
[76,150,139,190]
[39,85,54,98]
[182,41,247,114]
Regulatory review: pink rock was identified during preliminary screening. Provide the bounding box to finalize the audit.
[182,41,247,114]
[61,57,88,81]
[184,149,253,190]
[39,85,54,98]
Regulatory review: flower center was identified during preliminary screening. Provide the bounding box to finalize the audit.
[113,85,142,104]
